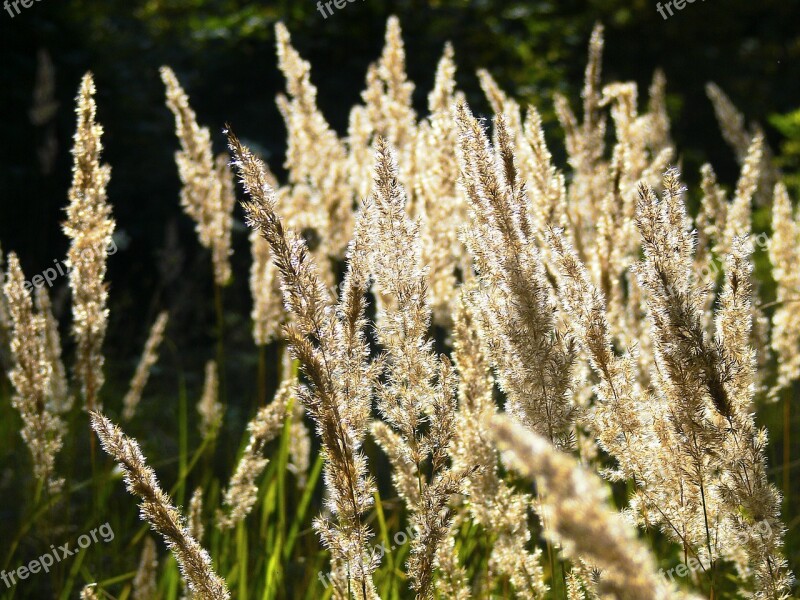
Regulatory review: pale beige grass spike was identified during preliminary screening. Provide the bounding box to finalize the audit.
[231,129,379,599]
[35,286,72,415]
[161,66,233,286]
[217,378,292,530]
[122,311,169,420]
[90,412,230,600]
[132,537,158,600]
[197,360,223,439]
[491,416,701,600]
[450,288,547,598]
[366,137,468,599]
[455,101,577,448]
[4,253,65,493]
[768,182,800,398]
[63,72,114,412]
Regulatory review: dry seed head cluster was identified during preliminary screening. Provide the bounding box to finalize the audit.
[4,253,65,492]
[131,537,158,600]
[122,311,169,420]
[197,359,223,438]
[4,15,797,600]
[161,66,234,286]
[63,73,114,413]
[90,412,230,600]
[217,377,293,530]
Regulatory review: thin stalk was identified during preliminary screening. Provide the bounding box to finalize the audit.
[214,281,226,405]
[57,540,88,600]
[699,476,716,598]
[757,297,800,310]
[693,430,716,596]
[177,366,188,508]
[266,365,297,598]
[84,344,100,500]
[283,453,324,561]
[373,488,395,598]
[32,476,43,510]
[89,430,97,503]
[237,521,248,599]
[784,389,791,503]
[546,538,557,596]
[97,571,136,588]
[258,344,267,406]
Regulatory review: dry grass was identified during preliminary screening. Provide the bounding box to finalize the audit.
[0,16,797,600]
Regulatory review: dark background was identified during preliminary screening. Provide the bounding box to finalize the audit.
[1,0,799,362]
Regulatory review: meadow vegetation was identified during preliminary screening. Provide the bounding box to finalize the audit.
[1,16,798,600]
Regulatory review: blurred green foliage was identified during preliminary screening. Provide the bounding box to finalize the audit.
[771,108,800,198]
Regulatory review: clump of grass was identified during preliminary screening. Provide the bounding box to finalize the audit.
[90,411,230,600]
[0,16,797,600]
